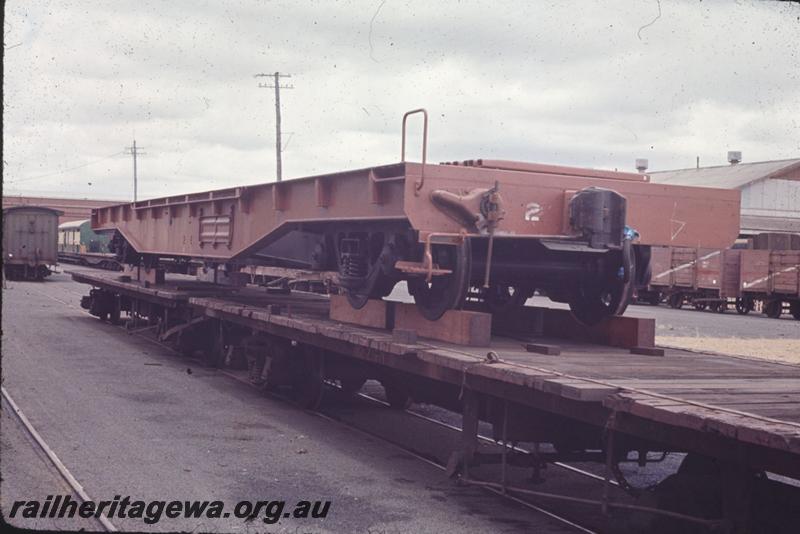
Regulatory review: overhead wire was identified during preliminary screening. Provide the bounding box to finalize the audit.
[6,151,126,184]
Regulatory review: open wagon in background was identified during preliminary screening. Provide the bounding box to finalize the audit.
[740,248,800,319]
[641,246,744,312]
[89,110,741,325]
[637,234,800,319]
[2,206,62,280]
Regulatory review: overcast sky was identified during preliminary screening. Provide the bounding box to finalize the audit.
[3,0,799,201]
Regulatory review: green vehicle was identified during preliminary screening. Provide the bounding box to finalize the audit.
[58,219,120,270]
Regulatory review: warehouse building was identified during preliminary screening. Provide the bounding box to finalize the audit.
[646,154,800,236]
[2,195,116,224]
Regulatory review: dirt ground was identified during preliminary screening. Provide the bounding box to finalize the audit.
[657,335,800,365]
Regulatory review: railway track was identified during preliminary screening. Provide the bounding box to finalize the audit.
[22,277,658,533]
[19,277,600,532]
[1,386,118,532]
[22,274,779,532]
[312,389,600,534]
[220,374,603,534]
[110,301,730,533]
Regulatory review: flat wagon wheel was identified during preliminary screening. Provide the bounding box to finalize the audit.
[109,295,122,325]
[291,346,325,410]
[407,239,471,321]
[203,320,229,368]
[764,300,783,319]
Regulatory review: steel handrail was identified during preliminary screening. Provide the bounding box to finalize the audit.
[401,108,428,194]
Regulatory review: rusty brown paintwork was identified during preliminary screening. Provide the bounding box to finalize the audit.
[741,250,800,297]
[93,160,740,261]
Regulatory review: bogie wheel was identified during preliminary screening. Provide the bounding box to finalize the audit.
[204,321,229,368]
[735,298,752,315]
[345,271,395,310]
[342,237,398,310]
[712,301,727,314]
[109,295,122,325]
[667,293,684,309]
[693,301,707,311]
[291,346,325,410]
[569,251,636,326]
[764,300,783,319]
[791,301,800,320]
[408,239,471,321]
[176,329,196,357]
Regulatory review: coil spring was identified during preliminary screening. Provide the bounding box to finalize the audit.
[340,252,368,279]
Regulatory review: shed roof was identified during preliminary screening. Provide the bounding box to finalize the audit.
[3,205,64,216]
[649,158,800,189]
[58,219,90,230]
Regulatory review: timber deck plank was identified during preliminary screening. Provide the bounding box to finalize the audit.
[69,269,800,460]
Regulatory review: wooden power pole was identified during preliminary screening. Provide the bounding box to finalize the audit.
[255,72,293,182]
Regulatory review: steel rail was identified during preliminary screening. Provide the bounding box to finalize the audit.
[462,478,725,529]
[355,390,618,486]
[64,305,597,534]
[33,272,744,531]
[1,386,118,532]
[307,396,598,534]
[228,375,598,534]
[27,276,649,493]
[51,272,620,498]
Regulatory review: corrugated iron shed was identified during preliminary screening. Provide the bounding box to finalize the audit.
[649,158,800,235]
[649,158,800,189]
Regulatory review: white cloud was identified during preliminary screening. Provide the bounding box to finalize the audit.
[3,0,799,201]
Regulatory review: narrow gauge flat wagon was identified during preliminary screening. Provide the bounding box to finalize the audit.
[69,267,800,533]
[91,110,740,325]
[2,206,61,280]
[58,219,121,271]
[641,238,800,319]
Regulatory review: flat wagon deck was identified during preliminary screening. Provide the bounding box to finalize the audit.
[69,267,800,532]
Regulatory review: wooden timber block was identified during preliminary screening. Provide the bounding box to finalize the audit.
[123,264,165,285]
[524,343,561,355]
[330,295,492,347]
[393,328,418,344]
[495,306,655,349]
[630,346,665,357]
[195,268,247,287]
[329,295,391,329]
[393,304,491,347]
